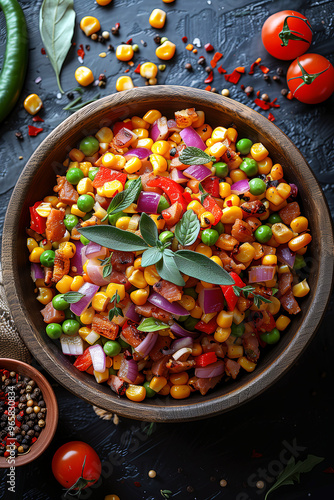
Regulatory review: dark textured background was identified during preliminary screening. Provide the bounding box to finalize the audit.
[0,0,334,499]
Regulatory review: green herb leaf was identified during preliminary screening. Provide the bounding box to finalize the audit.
[139,212,159,247]
[39,0,76,93]
[175,210,200,247]
[179,146,215,165]
[61,291,85,304]
[102,264,113,278]
[137,317,169,332]
[160,490,173,499]
[108,307,123,322]
[110,292,121,304]
[175,250,234,285]
[199,183,209,205]
[63,96,82,111]
[143,422,156,436]
[156,253,185,286]
[141,247,163,268]
[272,287,278,296]
[104,177,142,220]
[65,94,100,112]
[265,454,324,500]
[253,294,272,308]
[99,255,112,266]
[78,225,149,252]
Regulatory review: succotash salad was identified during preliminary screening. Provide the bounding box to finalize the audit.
[27,108,311,403]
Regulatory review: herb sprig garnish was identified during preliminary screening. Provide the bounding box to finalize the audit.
[179,146,216,165]
[137,318,169,332]
[61,291,85,304]
[233,285,272,308]
[108,292,123,322]
[102,177,142,222]
[99,255,112,278]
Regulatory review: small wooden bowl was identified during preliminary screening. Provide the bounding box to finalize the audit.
[2,86,333,422]
[0,358,58,467]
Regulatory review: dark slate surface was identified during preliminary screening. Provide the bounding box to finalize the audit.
[0,0,334,499]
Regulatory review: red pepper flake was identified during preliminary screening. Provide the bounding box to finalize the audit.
[249,57,262,75]
[226,200,232,207]
[235,66,245,73]
[182,36,188,43]
[204,43,214,52]
[31,437,37,444]
[41,47,46,55]
[251,450,263,458]
[256,90,260,97]
[254,98,271,110]
[217,65,226,74]
[205,85,212,91]
[204,71,213,84]
[224,69,241,85]
[210,51,223,68]
[268,113,275,122]
[269,97,280,108]
[240,84,245,91]
[259,65,270,74]
[32,115,44,122]
[77,44,85,60]
[124,68,130,73]
[126,38,133,45]
[134,63,141,74]
[115,22,120,29]
[324,467,334,473]
[28,125,43,137]
[134,481,141,487]
[287,91,293,100]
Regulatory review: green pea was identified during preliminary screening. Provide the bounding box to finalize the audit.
[159,230,174,244]
[183,287,198,300]
[183,316,199,331]
[40,250,55,267]
[77,194,95,213]
[212,221,224,234]
[214,162,228,178]
[66,167,84,185]
[64,214,79,232]
[62,319,81,336]
[157,195,170,213]
[249,178,266,196]
[109,367,117,375]
[46,323,63,339]
[236,138,253,155]
[260,328,280,344]
[240,157,258,177]
[88,168,99,181]
[231,322,245,337]
[160,36,168,44]
[82,211,93,221]
[52,294,69,311]
[109,211,127,226]
[103,340,122,357]
[143,380,156,398]
[118,338,131,349]
[201,228,219,246]
[268,213,282,225]
[294,254,306,270]
[80,235,90,245]
[254,225,272,243]
[79,136,100,156]
[64,309,76,320]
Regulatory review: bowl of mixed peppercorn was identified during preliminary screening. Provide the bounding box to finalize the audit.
[0,359,58,467]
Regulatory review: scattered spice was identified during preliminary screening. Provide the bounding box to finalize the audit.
[245,85,253,95]
[281,88,289,97]
[192,48,198,54]
[235,66,245,73]
[148,469,157,478]
[35,76,42,84]
[141,40,147,47]
[268,112,275,121]
[204,42,214,52]
[99,52,107,58]
[256,90,260,97]
[273,75,280,82]
[210,476,216,482]
[204,71,213,84]
[221,89,229,97]
[132,44,139,52]
[15,131,23,141]
[108,44,114,52]
[211,87,217,93]
[28,125,43,137]
[210,51,223,68]
[205,85,211,91]
[185,63,192,70]
[19,156,23,160]
[259,64,270,74]
[248,57,261,75]
[126,38,132,45]
[224,69,242,84]
[97,35,105,44]
[217,65,226,74]
[197,56,206,66]
[186,485,194,493]
[324,467,334,473]
[41,47,46,55]
[186,44,193,51]
[181,36,188,43]
[154,35,161,44]
[91,34,98,41]
[220,479,227,487]
[269,97,280,108]
[193,38,201,47]
[111,23,120,35]
[134,481,141,487]
[85,44,90,51]
[256,480,265,489]
[77,44,85,60]
[251,449,263,458]
[240,84,245,91]
[254,98,271,110]
[134,63,141,74]
[32,116,44,122]
[261,93,269,102]
[124,69,130,73]
[205,66,212,73]
[276,67,284,76]
[160,490,173,499]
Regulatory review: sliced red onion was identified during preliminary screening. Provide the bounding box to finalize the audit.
[170,322,198,338]
[124,147,152,160]
[198,287,224,314]
[289,183,298,198]
[184,164,212,181]
[171,168,188,183]
[136,191,161,214]
[148,292,189,317]
[81,245,88,268]
[60,335,84,356]
[151,116,168,142]
[167,119,181,133]
[231,179,250,195]
[70,282,99,315]
[248,265,276,284]
[70,241,85,275]
[118,357,138,384]
[276,244,296,268]
[86,258,111,286]
[172,347,192,360]
[179,126,206,151]
[135,332,158,357]
[162,336,193,355]
[89,344,106,373]
[124,302,141,323]
[195,360,225,378]
[31,263,44,281]
[85,242,108,259]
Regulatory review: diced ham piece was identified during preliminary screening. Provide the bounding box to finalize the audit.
[166,358,196,373]
[80,215,101,227]
[107,375,128,396]
[134,303,172,323]
[149,336,171,361]
[153,279,183,303]
[40,301,65,324]
[112,127,137,148]
[240,200,266,218]
[110,251,134,272]
[52,249,70,283]
[201,336,227,359]
[161,202,184,226]
[231,219,254,243]
[53,176,79,206]
[108,271,131,289]
[225,359,241,380]
[175,108,198,128]
[243,331,260,362]
[92,314,119,340]
[121,323,145,348]
[278,272,293,296]
[280,290,301,315]
[218,251,245,275]
[279,202,301,225]
[152,355,169,378]
[44,267,53,285]
[45,208,66,243]
[193,375,223,396]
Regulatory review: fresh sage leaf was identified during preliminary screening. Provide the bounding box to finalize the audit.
[104,177,142,219]
[139,212,159,247]
[62,292,85,304]
[156,253,185,286]
[179,146,215,165]
[102,264,112,278]
[174,250,234,285]
[141,247,163,268]
[137,317,169,332]
[39,0,76,93]
[175,210,200,246]
[78,225,149,252]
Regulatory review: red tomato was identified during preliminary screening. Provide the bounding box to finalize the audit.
[261,10,312,60]
[287,54,334,104]
[52,441,101,491]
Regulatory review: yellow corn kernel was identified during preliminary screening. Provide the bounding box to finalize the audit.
[80,16,100,36]
[201,281,214,289]
[116,44,134,61]
[187,200,205,217]
[128,269,147,289]
[116,76,134,91]
[80,307,95,325]
[139,62,158,79]
[134,137,154,149]
[189,111,204,129]
[206,138,214,148]
[131,116,149,129]
[43,196,58,208]
[200,211,215,228]
[270,163,283,180]
[262,254,277,266]
[195,243,212,257]
[70,276,84,292]
[106,283,126,301]
[221,206,243,224]
[214,327,231,343]
[35,279,45,288]
[235,242,256,263]
[101,153,116,168]
[227,155,242,170]
[125,384,146,402]
[276,183,291,200]
[112,354,122,370]
[76,177,93,195]
[178,295,196,311]
[78,327,96,344]
[219,182,232,199]
[156,40,176,60]
[210,255,223,267]
[230,169,247,183]
[296,246,307,255]
[103,180,123,198]
[150,214,165,230]
[70,204,85,217]
[36,287,53,305]
[278,264,290,274]
[266,186,285,206]
[238,356,256,372]
[266,296,280,316]
[78,162,92,177]
[93,368,109,384]
[170,385,191,400]
[151,140,169,156]
[250,142,268,161]
[272,223,294,244]
[143,109,162,124]
[75,66,94,86]
[143,266,160,286]
[95,127,113,143]
[23,94,43,115]
[59,241,76,259]
[115,155,127,169]
[276,314,291,331]
[124,157,142,174]
[133,257,142,270]
[158,384,170,396]
[56,275,73,294]
[132,128,149,140]
[35,202,52,218]
[149,376,167,392]
[189,304,202,319]
[39,240,52,250]
[201,312,217,324]
[211,126,227,143]
[257,157,273,175]
[29,247,44,263]
[223,194,240,207]
[149,8,166,28]
[169,132,181,144]
[92,292,109,312]
[114,216,131,230]
[227,344,244,359]
[227,127,238,142]
[233,308,245,325]
[27,238,38,253]
[125,266,135,279]
[217,310,234,328]
[150,154,167,173]
[292,279,310,297]
[290,216,309,234]
[170,372,189,386]
[208,142,227,160]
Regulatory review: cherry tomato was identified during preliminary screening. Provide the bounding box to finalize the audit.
[262,10,312,60]
[52,441,101,492]
[287,54,334,104]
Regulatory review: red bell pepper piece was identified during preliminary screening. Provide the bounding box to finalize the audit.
[220,272,246,311]
[195,317,217,334]
[29,201,46,234]
[202,176,219,197]
[254,312,276,333]
[92,167,127,188]
[202,195,222,224]
[74,348,92,371]
[147,177,188,212]
[113,120,133,135]
[134,63,141,74]
[196,352,217,367]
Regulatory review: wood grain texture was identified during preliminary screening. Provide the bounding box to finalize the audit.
[2,86,333,422]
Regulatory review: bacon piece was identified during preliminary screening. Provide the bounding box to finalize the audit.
[240,200,266,218]
[107,375,128,396]
[152,355,169,378]
[280,290,301,315]
[279,202,300,225]
[134,303,172,323]
[243,331,260,362]
[150,336,171,361]
[40,301,65,324]
[45,208,66,242]
[92,314,119,340]
[193,375,223,395]
[141,172,163,195]
[218,251,245,275]
[166,358,196,373]
[52,249,70,283]
[153,279,183,303]
[237,296,252,312]
[112,127,137,148]
[80,215,101,227]
[175,108,198,128]
[201,336,227,359]
[278,272,293,296]
[216,233,239,251]
[161,202,184,226]
[251,285,272,300]
[44,267,53,285]
[108,271,130,288]
[225,358,240,379]
[53,176,79,206]
[231,219,254,243]
[121,323,145,347]
[110,250,134,272]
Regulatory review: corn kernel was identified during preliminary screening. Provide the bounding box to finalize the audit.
[23,94,43,115]
[170,372,189,385]
[75,66,94,86]
[92,292,109,312]
[214,327,231,343]
[151,140,170,156]
[292,279,310,297]
[195,243,212,258]
[36,287,53,305]
[102,153,116,168]
[178,295,196,311]
[170,385,191,399]
[115,216,131,230]
[149,8,166,28]
[232,308,245,325]
[80,16,100,36]
[270,163,283,180]
[200,211,215,227]
[29,247,44,263]
[223,194,240,207]
[27,238,38,253]
[144,266,160,286]
[149,376,167,392]
[250,142,268,161]
[276,315,291,331]
[104,180,123,198]
[262,254,277,266]
[35,202,52,218]
[56,275,73,294]
[230,169,247,183]
[128,269,147,289]
[190,304,202,319]
[217,310,234,328]
[201,312,217,324]
[106,283,126,301]
[150,154,167,173]
[219,182,232,198]
[116,76,134,91]
[126,385,146,402]
[238,356,256,372]
[79,307,95,326]
[140,62,158,79]
[227,127,238,142]
[71,204,86,217]
[276,183,291,200]
[143,109,162,124]
[210,255,223,267]
[221,206,243,224]
[59,241,76,259]
[150,214,165,230]
[95,127,113,143]
[156,40,176,60]
[227,344,244,358]
[290,216,308,233]
[116,44,134,61]
[70,276,84,292]
[130,287,149,306]
[272,223,294,244]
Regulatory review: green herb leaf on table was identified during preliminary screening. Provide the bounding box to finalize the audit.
[78,225,149,252]
[139,212,159,247]
[264,454,324,500]
[156,253,185,287]
[64,94,101,112]
[175,210,200,246]
[174,250,234,286]
[179,146,216,165]
[103,177,142,220]
[61,291,85,304]
[39,0,76,94]
[160,490,173,499]
[141,247,163,268]
[137,317,169,332]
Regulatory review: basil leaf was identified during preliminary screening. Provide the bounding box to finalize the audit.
[174,250,234,285]
[156,253,185,286]
[141,247,163,268]
[78,225,149,251]
[104,177,142,219]
[139,212,159,247]
[175,210,200,246]
[39,0,75,94]
[62,292,85,304]
[137,317,169,332]
[179,146,215,165]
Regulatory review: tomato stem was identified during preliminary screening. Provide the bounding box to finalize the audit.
[64,456,97,497]
[279,15,312,47]
[288,58,331,96]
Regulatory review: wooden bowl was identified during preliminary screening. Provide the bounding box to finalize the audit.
[2,86,333,422]
[0,358,58,467]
